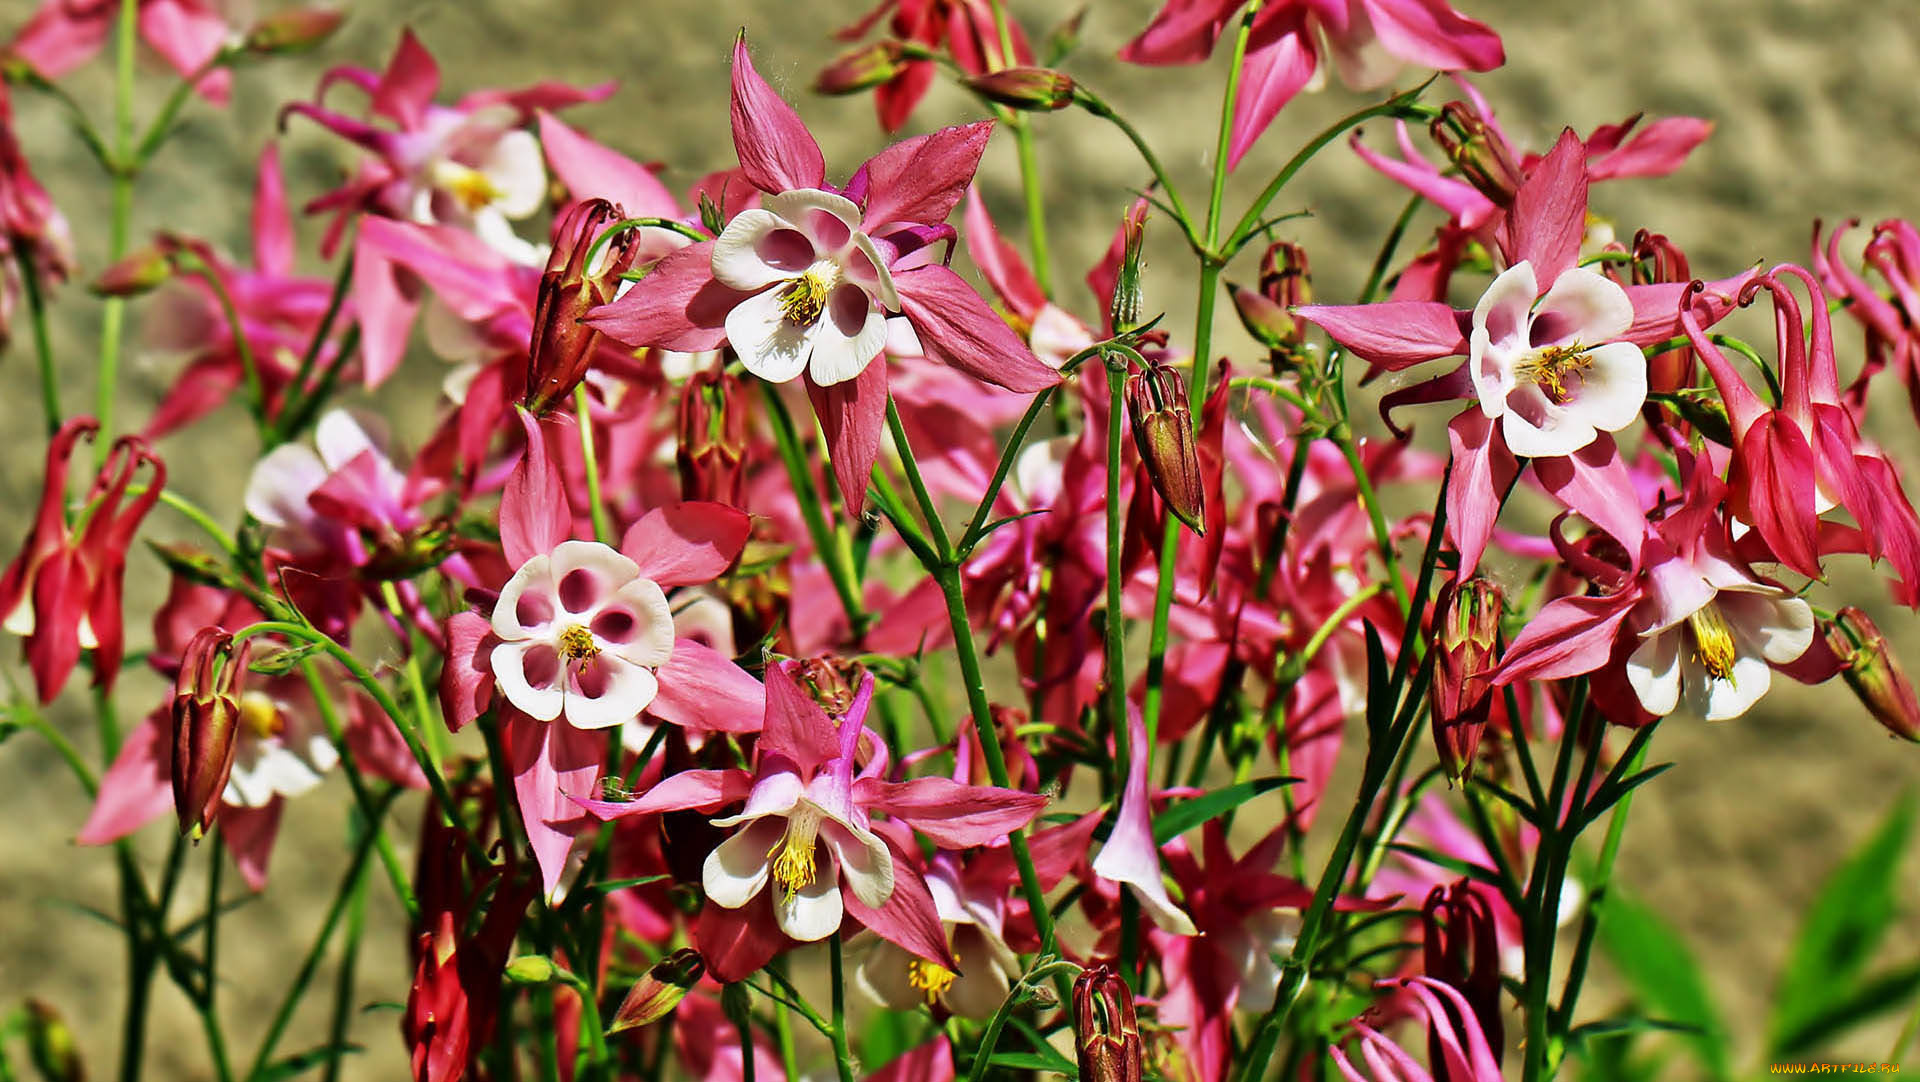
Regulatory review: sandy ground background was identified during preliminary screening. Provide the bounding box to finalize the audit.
[3,0,1920,1078]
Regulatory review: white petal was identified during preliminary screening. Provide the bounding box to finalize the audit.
[1501,386,1596,458]
[821,818,895,910]
[775,857,845,942]
[314,409,388,471]
[562,654,658,729]
[806,291,889,387]
[763,189,862,251]
[482,129,547,219]
[1471,261,1539,353]
[713,209,809,292]
[244,444,326,528]
[598,577,675,668]
[1692,652,1772,721]
[711,771,805,828]
[1565,341,1647,434]
[726,287,818,384]
[846,231,900,312]
[491,639,566,722]
[855,936,921,1010]
[1532,266,1633,347]
[547,540,641,618]
[943,929,1013,1019]
[1468,325,1513,419]
[704,817,783,908]
[1721,592,1815,665]
[492,554,556,640]
[1626,629,1682,717]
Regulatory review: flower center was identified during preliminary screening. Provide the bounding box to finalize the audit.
[907,958,957,1003]
[429,160,507,213]
[558,624,600,664]
[1686,603,1739,683]
[768,804,823,901]
[1516,343,1594,404]
[239,690,283,741]
[780,270,836,326]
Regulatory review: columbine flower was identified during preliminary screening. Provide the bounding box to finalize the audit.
[1466,260,1646,458]
[1623,563,1813,722]
[489,540,676,730]
[713,190,899,385]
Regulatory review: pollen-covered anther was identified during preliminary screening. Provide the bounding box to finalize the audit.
[238,690,283,740]
[907,958,957,1003]
[557,623,600,663]
[429,160,506,213]
[1518,343,1595,403]
[768,805,822,900]
[780,270,834,326]
[1686,604,1739,683]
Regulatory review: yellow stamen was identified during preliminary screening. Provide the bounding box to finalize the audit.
[1517,343,1595,404]
[239,690,283,740]
[780,271,834,326]
[907,958,957,1004]
[431,161,506,213]
[768,805,822,901]
[558,624,600,664]
[1686,603,1739,683]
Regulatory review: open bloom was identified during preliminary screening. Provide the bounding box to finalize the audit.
[1622,548,1814,722]
[490,540,676,729]
[1467,261,1645,457]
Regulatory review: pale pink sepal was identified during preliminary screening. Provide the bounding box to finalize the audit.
[439,611,495,733]
[1533,435,1648,556]
[77,710,173,845]
[1497,129,1587,285]
[867,1036,954,1082]
[505,709,602,899]
[536,111,681,219]
[852,776,1047,848]
[1493,593,1635,686]
[1226,18,1317,170]
[573,767,753,820]
[760,659,845,768]
[894,265,1060,393]
[501,408,572,569]
[585,241,742,352]
[1294,301,1468,371]
[222,800,283,892]
[730,37,826,195]
[806,359,889,516]
[622,503,752,588]
[1444,410,1517,579]
[371,29,440,129]
[649,640,766,733]
[842,835,956,968]
[852,121,993,232]
[1091,709,1198,936]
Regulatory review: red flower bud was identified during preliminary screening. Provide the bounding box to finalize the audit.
[677,367,749,504]
[1125,363,1205,535]
[813,41,905,96]
[610,948,705,1033]
[1073,964,1143,1082]
[1430,102,1522,208]
[1230,240,1313,372]
[170,627,251,838]
[525,199,637,413]
[243,8,345,54]
[964,67,1077,112]
[90,240,178,297]
[1430,577,1503,779]
[1828,607,1920,742]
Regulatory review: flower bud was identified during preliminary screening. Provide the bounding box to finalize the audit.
[1125,363,1205,535]
[90,242,177,297]
[813,41,904,96]
[1430,577,1503,779]
[1109,204,1148,336]
[1828,607,1920,742]
[504,954,558,985]
[26,1000,83,1082]
[1430,102,1522,208]
[170,627,251,839]
[1073,964,1143,1082]
[964,67,1077,112]
[243,8,345,54]
[677,367,749,504]
[610,948,704,1033]
[1232,240,1313,372]
[525,198,637,413]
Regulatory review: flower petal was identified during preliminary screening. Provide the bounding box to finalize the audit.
[492,640,566,722]
[806,288,889,387]
[712,209,808,292]
[704,816,784,908]
[562,654,658,729]
[730,37,826,193]
[1566,341,1648,434]
[1626,629,1682,717]
[775,857,845,941]
[1531,266,1633,346]
[726,285,818,383]
[623,503,753,588]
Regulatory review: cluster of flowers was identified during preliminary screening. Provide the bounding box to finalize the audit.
[3,1,1919,1081]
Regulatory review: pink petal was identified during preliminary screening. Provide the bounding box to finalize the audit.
[584,241,739,352]
[963,188,1045,317]
[1091,708,1197,935]
[574,767,753,820]
[1359,0,1504,73]
[1349,128,1492,225]
[1588,116,1712,181]
[622,503,752,587]
[894,266,1059,393]
[1118,0,1237,64]
[853,121,993,232]
[252,144,295,276]
[1296,302,1469,371]
[371,29,440,130]
[1226,17,1318,170]
[866,1036,954,1082]
[1738,414,1824,579]
[1497,128,1587,284]
[1533,434,1648,555]
[76,710,173,845]
[649,639,767,733]
[1493,592,1635,685]
[501,408,573,568]
[806,359,889,517]
[760,660,841,768]
[139,0,231,103]
[9,2,112,79]
[351,222,422,389]
[852,777,1047,848]
[220,800,283,892]
[730,37,825,194]
[506,710,601,900]
[843,837,956,968]
[1621,270,1754,348]
[695,893,794,983]
[537,111,681,218]
[1444,410,1517,579]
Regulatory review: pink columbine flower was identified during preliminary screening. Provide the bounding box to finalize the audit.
[489,539,676,730]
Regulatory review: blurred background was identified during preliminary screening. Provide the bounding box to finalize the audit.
[2,0,1918,1077]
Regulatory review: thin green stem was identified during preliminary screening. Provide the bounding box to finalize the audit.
[574,385,613,545]
[381,580,447,769]
[133,52,230,165]
[1333,428,1411,612]
[1071,89,1197,246]
[1205,0,1264,246]
[959,385,1055,552]
[273,248,355,445]
[16,249,59,435]
[1013,121,1053,295]
[321,865,368,1082]
[555,971,609,1078]
[885,399,952,559]
[828,935,857,1082]
[198,834,236,1082]
[295,659,415,915]
[98,0,140,456]
[1554,723,1658,1037]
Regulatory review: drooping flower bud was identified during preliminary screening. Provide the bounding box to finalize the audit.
[525,198,636,413]
[243,8,345,54]
[25,1000,83,1082]
[813,41,905,96]
[1430,577,1503,779]
[1230,241,1312,373]
[1430,102,1522,208]
[1073,964,1143,1082]
[1109,203,1148,335]
[1125,363,1205,534]
[610,948,705,1033]
[964,67,1077,112]
[677,367,749,504]
[90,240,178,297]
[1828,608,1920,742]
[170,627,251,839]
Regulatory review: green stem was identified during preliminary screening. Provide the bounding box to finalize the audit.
[1205,0,1263,246]
[885,399,952,559]
[321,866,368,1082]
[1013,121,1053,295]
[574,385,613,545]
[98,0,139,456]
[1333,428,1411,612]
[1102,356,1143,978]
[198,834,236,1082]
[15,248,59,435]
[132,51,230,166]
[1554,723,1658,1038]
[828,935,857,1082]
[555,972,609,1078]
[295,660,415,915]
[959,387,1056,552]
[760,382,867,631]
[381,581,447,770]
[174,253,266,438]
[272,247,355,445]
[1071,89,1197,246]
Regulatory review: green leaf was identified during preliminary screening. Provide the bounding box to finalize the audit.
[1771,961,1920,1058]
[1152,776,1297,844]
[1597,890,1731,1081]
[254,1042,362,1082]
[987,1051,1074,1076]
[1767,795,1915,1058]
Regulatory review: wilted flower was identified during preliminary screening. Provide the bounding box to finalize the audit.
[526,198,639,413]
